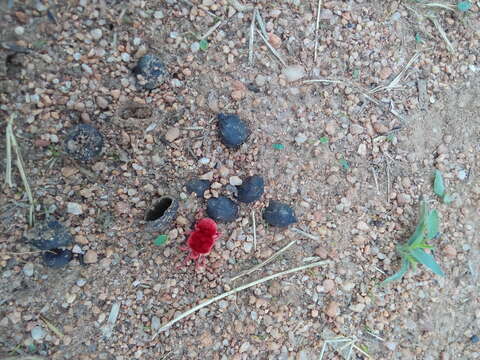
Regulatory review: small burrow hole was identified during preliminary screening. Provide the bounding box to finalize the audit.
[145,197,173,221]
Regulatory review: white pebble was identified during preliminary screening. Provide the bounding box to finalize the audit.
[229,176,243,186]
[153,10,164,19]
[90,28,103,41]
[67,202,83,215]
[457,170,467,180]
[31,326,45,341]
[73,53,81,61]
[243,242,253,253]
[282,65,305,82]
[198,157,210,165]
[121,53,131,62]
[151,316,161,330]
[81,64,93,74]
[295,133,307,144]
[190,42,200,53]
[23,263,34,277]
[14,26,25,35]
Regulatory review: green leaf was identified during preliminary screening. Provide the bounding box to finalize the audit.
[410,248,444,276]
[442,194,454,204]
[381,258,410,285]
[319,136,329,144]
[199,39,208,50]
[415,33,423,43]
[433,170,446,197]
[272,143,284,150]
[457,1,472,12]
[339,157,350,170]
[154,234,168,246]
[426,209,439,240]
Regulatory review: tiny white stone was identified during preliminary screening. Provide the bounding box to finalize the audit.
[81,64,93,74]
[190,42,200,53]
[243,242,253,253]
[151,316,161,330]
[198,157,210,165]
[121,52,131,62]
[23,263,34,277]
[457,170,467,180]
[295,133,307,144]
[133,37,142,46]
[67,202,83,215]
[31,326,45,341]
[229,176,243,186]
[282,65,305,82]
[90,28,103,41]
[153,10,164,19]
[15,26,25,36]
[72,245,83,254]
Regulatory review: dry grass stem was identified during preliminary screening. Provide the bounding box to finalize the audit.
[0,356,47,360]
[422,2,455,11]
[429,15,455,53]
[251,209,257,251]
[248,9,256,64]
[313,0,323,62]
[303,78,344,85]
[5,114,14,187]
[254,9,268,39]
[256,29,286,67]
[227,0,253,12]
[152,260,331,337]
[200,20,223,40]
[291,227,320,241]
[370,167,380,195]
[229,239,297,282]
[39,315,64,338]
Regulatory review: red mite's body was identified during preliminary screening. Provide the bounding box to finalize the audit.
[181,218,220,268]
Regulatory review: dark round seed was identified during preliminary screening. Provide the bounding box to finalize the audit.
[237,175,264,203]
[186,179,211,198]
[65,124,104,162]
[263,201,297,227]
[25,219,73,251]
[43,249,73,268]
[217,113,250,148]
[133,54,168,90]
[207,197,239,223]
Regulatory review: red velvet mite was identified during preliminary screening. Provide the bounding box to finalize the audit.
[180,218,220,268]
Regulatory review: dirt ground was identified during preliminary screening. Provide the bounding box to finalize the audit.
[0,0,479,359]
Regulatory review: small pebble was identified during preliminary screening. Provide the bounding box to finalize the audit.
[23,263,34,277]
[14,26,24,35]
[165,127,180,142]
[31,326,45,341]
[76,278,87,287]
[325,301,339,317]
[152,316,161,330]
[229,176,243,186]
[64,124,104,162]
[217,113,250,148]
[282,65,305,82]
[121,53,131,62]
[295,133,307,145]
[207,197,239,222]
[84,250,98,264]
[90,28,103,40]
[471,335,479,344]
[263,201,297,227]
[67,202,83,215]
[153,10,164,19]
[133,54,168,90]
[443,245,457,258]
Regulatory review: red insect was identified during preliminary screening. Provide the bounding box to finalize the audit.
[180,218,220,269]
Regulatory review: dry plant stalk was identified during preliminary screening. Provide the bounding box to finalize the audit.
[313,0,323,62]
[152,260,331,338]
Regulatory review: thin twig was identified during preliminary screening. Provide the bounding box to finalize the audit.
[370,167,380,195]
[251,210,257,252]
[303,78,344,85]
[313,0,323,62]
[0,356,47,360]
[151,260,331,337]
[248,9,256,65]
[256,29,286,67]
[227,0,253,12]
[384,155,391,203]
[200,20,224,40]
[291,227,320,241]
[39,314,64,338]
[254,9,268,39]
[428,15,455,53]
[229,239,297,282]
[5,114,14,187]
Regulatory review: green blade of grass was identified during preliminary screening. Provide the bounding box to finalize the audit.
[410,248,444,276]
[381,258,410,285]
[433,170,445,197]
[425,209,439,240]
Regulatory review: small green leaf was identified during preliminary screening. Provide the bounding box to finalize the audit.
[199,39,208,50]
[442,194,454,204]
[426,209,439,240]
[433,170,446,197]
[408,221,426,246]
[415,33,423,43]
[154,234,168,246]
[339,157,350,170]
[382,258,410,285]
[457,1,472,12]
[410,248,444,276]
[319,136,329,144]
[272,143,284,150]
